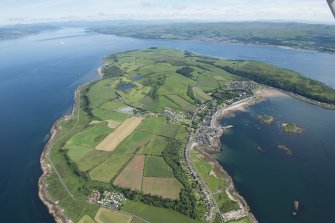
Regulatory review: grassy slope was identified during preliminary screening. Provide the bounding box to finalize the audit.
[216,60,335,104]
[191,150,239,213]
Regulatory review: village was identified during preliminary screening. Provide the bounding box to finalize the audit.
[182,82,257,222]
[88,190,126,210]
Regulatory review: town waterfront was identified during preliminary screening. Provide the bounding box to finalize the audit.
[0,28,335,222]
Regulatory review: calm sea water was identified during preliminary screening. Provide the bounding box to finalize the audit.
[0,28,334,222]
[218,96,335,223]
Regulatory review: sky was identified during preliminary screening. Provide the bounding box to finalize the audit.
[0,0,334,25]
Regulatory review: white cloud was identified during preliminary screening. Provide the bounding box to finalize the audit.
[0,0,334,25]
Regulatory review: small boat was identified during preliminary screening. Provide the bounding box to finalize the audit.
[293,200,299,215]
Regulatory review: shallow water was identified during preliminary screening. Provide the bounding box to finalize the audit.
[218,96,335,223]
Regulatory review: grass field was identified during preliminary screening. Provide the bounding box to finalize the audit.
[137,136,168,156]
[95,208,132,223]
[165,95,196,112]
[136,117,166,134]
[65,123,113,162]
[114,155,145,190]
[96,117,143,152]
[197,76,219,91]
[115,131,153,154]
[191,150,239,212]
[156,123,181,139]
[92,109,130,121]
[142,177,182,199]
[175,125,188,142]
[87,78,118,109]
[78,215,96,223]
[77,150,110,171]
[192,87,212,101]
[122,200,202,223]
[143,156,174,178]
[89,154,132,182]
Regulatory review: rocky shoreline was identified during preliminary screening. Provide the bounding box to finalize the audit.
[38,80,86,223]
[197,97,259,222]
[39,120,72,223]
[194,145,258,222]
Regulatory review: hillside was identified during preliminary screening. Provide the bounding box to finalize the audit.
[92,22,335,53]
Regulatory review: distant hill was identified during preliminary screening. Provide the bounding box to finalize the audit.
[0,24,59,40]
[92,22,335,53]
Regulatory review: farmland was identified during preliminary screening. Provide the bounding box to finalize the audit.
[96,117,143,152]
[94,208,132,223]
[42,47,334,223]
[143,156,174,178]
[142,177,182,199]
[113,155,145,191]
[122,200,203,223]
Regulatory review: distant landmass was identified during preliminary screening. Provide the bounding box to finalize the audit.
[0,24,58,40]
[91,22,335,53]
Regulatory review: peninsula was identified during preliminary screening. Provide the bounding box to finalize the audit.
[39,48,335,223]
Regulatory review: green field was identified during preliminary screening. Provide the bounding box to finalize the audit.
[89,154,132,182]
[192,87,212,101]
[95,208,132,223]
[191,150,239,213]
[44,47,335,223]
[65,123,113,162]
[78,215,96,223]
[115,131,153,154]
[122,200,202,223]
[144,156,174,178]
[92,109,130,121]
[165,95,197,112]
[142,177,182,199]
[157,123,181,139]
[77,150,111,171]
[137,136,168,156]
[87,78,119,109]
[137,117,166,134]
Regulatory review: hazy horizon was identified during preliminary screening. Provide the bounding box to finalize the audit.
[0,0,334,26]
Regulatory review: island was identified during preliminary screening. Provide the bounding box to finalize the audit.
[278,145,293,156]
[258,115,275,124]
[39,48,335,223]
[282,123,303,135]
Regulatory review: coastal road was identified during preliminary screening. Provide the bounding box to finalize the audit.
[184,133,222,222]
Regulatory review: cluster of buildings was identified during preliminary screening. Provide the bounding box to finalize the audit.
[222,81,257,91]
[88,190,126,210]
[163,107,185,123]
[114,106,141,116]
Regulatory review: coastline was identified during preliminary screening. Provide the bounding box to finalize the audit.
[38,56,331,223]
[38,63,104,223]
[194,87,287,222]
